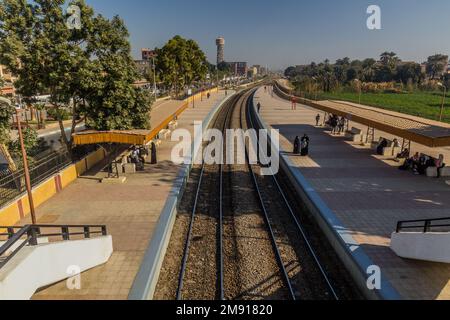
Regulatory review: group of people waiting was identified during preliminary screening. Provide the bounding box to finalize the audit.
[129,144,158,170]
[376,138,401,155]
[129,146,147,170]
[293,134,310,156]
[399,151,445,177]
[325,114,347,135]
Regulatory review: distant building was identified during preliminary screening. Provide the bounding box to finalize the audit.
[247,66,258,78]
[216,37,225,65]
[0,65,16,97]
[259,66,267,75]
[229,62,248,77]
[420,63,427,75]
[252,65,261,74]
[141,48,156,61]
[133,79,151,90]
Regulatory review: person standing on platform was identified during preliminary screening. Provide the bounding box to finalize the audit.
[301,134,310,156]
[291,96,297,111]
[315,114,321,126]
[293,136,300,155]
[331,116,338,135]
[151,142,158,164]
[338,117,346,134]
[436,154,445,178]
[257,102,262,113]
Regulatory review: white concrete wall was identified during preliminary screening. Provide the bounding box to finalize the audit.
[391,232,450,263]
[0,236,113,300]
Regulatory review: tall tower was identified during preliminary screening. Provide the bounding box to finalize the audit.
[216,37,225,66]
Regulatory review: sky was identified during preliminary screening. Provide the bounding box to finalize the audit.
[85,0,450,70]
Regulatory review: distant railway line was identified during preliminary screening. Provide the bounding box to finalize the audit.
[154,87,361,300]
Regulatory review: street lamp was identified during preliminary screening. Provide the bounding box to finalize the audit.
[437,82,447,122]
[152,56,157,99]
[15,108,37,224]
[312,76,318,100]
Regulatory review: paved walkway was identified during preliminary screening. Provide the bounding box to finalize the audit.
[254,87,450,300]
[17,91,228,300]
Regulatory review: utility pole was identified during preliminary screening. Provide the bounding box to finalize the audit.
[215,65,219,90]
[16,109,37,224]
[152,56,157,100]
[439,84,447,122]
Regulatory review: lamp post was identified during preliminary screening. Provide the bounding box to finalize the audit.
[438,82,447,122]
[15,108,37,224]
[152,56,157,99]
[312,76,318,100]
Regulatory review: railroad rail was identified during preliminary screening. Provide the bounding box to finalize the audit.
[176,93,242,300]
[244,90,339,300]
[161,86,357,300]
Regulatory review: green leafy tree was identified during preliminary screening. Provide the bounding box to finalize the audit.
[217,61,231,73]
[361,58,377,82]
[0,97,13,145]
[82,15,152,130]
[0,0,152,151]
[380,52,400,69]
[8,126,39,158]
[0,95,16,170]
[396,62,423,85]
[155,35,208,97]
[209,61,231,83]
[284,66,296,78]
[426,54,449,79]
[376,52,400,82]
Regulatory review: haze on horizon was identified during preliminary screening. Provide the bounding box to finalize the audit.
[86,0,450,70]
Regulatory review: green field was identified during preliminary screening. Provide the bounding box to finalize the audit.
[314,91,450,124]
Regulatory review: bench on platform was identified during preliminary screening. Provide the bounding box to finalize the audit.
[371,137,401,157]
[345,127,362,142]
[383,141,402,157]
[426,163,450,178]
[158,129,171,140]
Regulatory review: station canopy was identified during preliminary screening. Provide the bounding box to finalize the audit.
[72,130,155,146]
[275,80,450,148]
[311,100,450,148]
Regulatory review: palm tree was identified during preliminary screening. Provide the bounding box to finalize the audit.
[362,58,376,82]
[380,52,400,68]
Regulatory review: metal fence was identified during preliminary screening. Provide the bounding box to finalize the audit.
[0,150,72,207]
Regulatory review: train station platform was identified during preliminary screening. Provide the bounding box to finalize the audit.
[254,87,450,300]
[15,91,228,300]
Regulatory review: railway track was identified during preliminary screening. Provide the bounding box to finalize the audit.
[154,87,361,300]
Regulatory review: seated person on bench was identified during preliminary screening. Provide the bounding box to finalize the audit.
[400,152,419,172]
[412,154,434,175]
[376,138,388,155]
[130,147,145,170]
